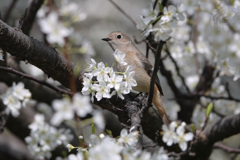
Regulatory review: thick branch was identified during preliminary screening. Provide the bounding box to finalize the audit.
[126,96,143,150]
[0,19,73,88]
[205,113,240,144]
[186,113,240,160]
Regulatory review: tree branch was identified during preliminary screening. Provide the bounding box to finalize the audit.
[3,0,17,23]
[20,0,44,35]
[165,47,191,93]
[205,113,240,144]
[214,142,240,153]
[126,95,144,150]
[147,41,164,107]
[0,66,72,96]
[186,113,240,160]
[0,19,74,88]
[107,0,136,26]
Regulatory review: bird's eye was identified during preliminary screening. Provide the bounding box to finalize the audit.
[117,35,121,39]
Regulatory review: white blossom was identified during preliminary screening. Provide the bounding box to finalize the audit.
[51,98,74,125]
[124,66,137,89]
[29,114,45,132]
[162,121,178,146]
[12,82,31,101]
[161,5,177,23]
[81,73,94,96]
[25,114,73,159]
[152,147,169,160]
[82,53,137,101]
[229,33,240,58]
[68,152,84,160]
[113,49,128,66]
[1,82,31,117]
[117,129,138,147]
[176,122,194,151]
[94,81,111,101]
[38,12,73,46]
[107,70,123,91]
[89,137,122,160]
[59,0,87,23]
[73,93,92,117]
[93,111,105,130]
[92,62,110,82]
[86,59,97,72]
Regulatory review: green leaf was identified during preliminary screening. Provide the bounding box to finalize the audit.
[73,64,82,77]
[106,129,113,137]
[158,1,163,12]
[206,102,214,117]
[91,123,95,134]
[190,123,196,133]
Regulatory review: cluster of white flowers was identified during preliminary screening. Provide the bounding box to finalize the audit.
[51,93,105,130]
[162,121,194,151]
[38,11,73,47]
[1,82,31,117]
[82,50,137,101]
[137,3,185,41]
[37,0,89,48]
[25,114,73,160]
[117,129,139,147]
[51,93,92,125]
[65,129,169,160]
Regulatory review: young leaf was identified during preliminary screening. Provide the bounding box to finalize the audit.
[158,1,163,12]
[106,129,113,137]
[91,123,95,134]
[206,102,213,117]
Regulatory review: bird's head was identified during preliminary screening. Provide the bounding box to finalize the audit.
[102,31,132,50]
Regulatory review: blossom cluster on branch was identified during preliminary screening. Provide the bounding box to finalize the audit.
[82,49,137,101]
[1,82,31,117]
[25,114,73,159]
[66,129,169,160]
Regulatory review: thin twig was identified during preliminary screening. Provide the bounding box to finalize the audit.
[147,41,165,107]
[107,0,136,26]
[188,103,211,154]
[0,66,72,96]
[193,6,200,77]
[146,43,149,59]
[153,0,158,10]
[183,94,240,102]
[3,0,17,22]
[166,47,191,93]
[214,143,240,153]
[225,82,233,99]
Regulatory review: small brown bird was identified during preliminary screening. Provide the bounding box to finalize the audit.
[102,31,169,126]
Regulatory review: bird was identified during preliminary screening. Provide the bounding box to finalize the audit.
[102,31,169,126]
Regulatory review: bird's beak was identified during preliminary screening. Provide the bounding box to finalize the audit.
[101,38,111,42]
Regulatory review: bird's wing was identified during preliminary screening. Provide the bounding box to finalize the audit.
[136,51,164,96]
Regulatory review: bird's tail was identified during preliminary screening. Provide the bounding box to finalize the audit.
[152,87,170,126]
